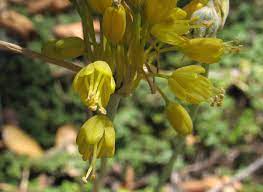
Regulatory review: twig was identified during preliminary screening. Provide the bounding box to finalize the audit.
[0,40,82,72]
[181,151,221,176]
[19,168,30,192]
[207,156,263,192]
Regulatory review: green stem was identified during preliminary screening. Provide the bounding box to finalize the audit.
[92,94,121,192]
[73,0,94,62]
[155,137,185,192]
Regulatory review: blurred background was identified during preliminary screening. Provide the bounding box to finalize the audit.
[0,0,262,191]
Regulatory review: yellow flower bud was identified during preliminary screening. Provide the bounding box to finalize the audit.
[88,0,113,14]
[165,102,193,136]
[103,4,126,44]
[180,38,224,64]
[168,65,213,104]
[144,0,177,24]
[42,37,85,59]
[76,115,115,182]
[73,61,116,114]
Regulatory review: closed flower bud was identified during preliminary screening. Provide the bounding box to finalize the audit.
[88,0,113,14]
[180,38,224,64]
[73,61,116,114]
[168,65,214,104]
[103,4,126,44]
[144,0,177,25]
[42,37,85,59]
[76,115,115,182]
[165,102,193,136]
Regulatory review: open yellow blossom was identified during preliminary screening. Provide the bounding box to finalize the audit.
[180,38,224,64]
[76,115,115,182]
[165,102,193,135]
[73,61,115,114]
[168,65,213,104]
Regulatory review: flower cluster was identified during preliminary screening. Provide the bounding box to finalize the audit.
[42,0,237,182]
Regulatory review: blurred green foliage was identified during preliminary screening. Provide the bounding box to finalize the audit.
[0,0,262,191]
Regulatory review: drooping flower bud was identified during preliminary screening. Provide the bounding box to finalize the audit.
[165,102,193,136]
[144,0,177,25]
[88,0,113,14]
[168,65,214,104]
[73,61,116,114]
[103,4,126,44]
[76,115,115,182]
[42,37,85,59]
[180,38,224,64]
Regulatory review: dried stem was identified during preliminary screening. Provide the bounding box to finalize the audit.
[207,156,263,192]
[0,40,82,72]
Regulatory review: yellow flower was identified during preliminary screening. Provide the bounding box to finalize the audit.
[88,0,113,14]
[144,0,177,25]
[165,102,193,135]
[180,38,224,64]
[168,65,213,104]
[73,61,115,114]
[76,115,115,182]
[103,4,126,44]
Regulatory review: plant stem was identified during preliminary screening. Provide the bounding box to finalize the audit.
[155,137,185,192]
[92,94,121,192]
[0,40,82,72]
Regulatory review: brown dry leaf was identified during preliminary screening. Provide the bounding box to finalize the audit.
[27,0,71,14]
[124,165,135,190]
[50,0,71,12]
[180,176,222,192]
[55,124,77,148]
[53,20,100,38]
[27,0,52,14]
[2,125,44,158]
[179,176,242,192]
[53,22,83,38]
[0,10,35,39]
